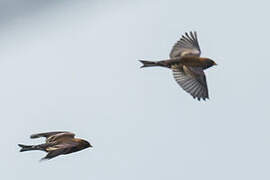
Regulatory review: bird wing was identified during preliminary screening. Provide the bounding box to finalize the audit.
[41,142,80,160]
[169,31,201,58]
[172,65,208,100]
[30,131,71,139]
[30,131,75,142]
[41,147,69,160]
[46,132,75,143]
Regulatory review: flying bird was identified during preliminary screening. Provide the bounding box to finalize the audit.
[139,31,217,100]
[18,131,92,160]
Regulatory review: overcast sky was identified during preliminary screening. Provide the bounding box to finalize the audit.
[1,0,269,180]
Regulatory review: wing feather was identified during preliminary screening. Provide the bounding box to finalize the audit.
[30,131,75,143]
[172,66,209,100]
[30,131,71,139]
[170,31,201,58]
[46,132,75,143]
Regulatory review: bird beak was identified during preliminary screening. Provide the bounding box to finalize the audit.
[213,62,217,66]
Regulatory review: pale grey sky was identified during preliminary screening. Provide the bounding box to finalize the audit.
[0,0,269,180]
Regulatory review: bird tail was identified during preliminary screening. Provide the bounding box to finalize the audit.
[139,60,170,68]
[18,144,43,152]
[139,60,160,68]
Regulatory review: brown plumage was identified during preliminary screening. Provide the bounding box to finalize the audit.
[18,131,92,160]
[139,31,217,101]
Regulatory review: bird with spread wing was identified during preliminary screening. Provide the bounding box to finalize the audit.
[139,31,217,101]
[18,131,92,160]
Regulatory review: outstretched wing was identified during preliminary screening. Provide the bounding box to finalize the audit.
[172,65,208,100]
[30,131,70,139]
[46,132,75,143]
[30,131,75,143]
[169,31,201,58]
[40,147,68,160]
[41,142,80,160]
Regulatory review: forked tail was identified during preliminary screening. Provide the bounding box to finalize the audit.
[18,144,43,152]
[139,60,169,68]
[139,60,160,68]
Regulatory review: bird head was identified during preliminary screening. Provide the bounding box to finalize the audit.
[201,58,217,69]
[212,60,217,66]
[81,139,93,148]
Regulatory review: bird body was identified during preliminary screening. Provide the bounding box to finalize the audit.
[18,131,92,160]
[141,56,215,69]
[139,31,217,100]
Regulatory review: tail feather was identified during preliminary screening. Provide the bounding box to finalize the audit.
[18,144,42,152]
[139,60,159,68]
[18,144,34,152]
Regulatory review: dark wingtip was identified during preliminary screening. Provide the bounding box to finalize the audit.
[39,157,48,162]
[195,97,209,101]
[201,96,209,101]
[30,134,39,139]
